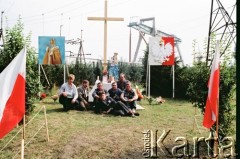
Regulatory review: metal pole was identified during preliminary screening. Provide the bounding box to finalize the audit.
[0,11,4,45]
[129,28,131,62]
[1,11,3,29]
[146,58,149,96]
[206,0,214,66]
[38,64,41,97]
[172,65,175,98]
[148,64,151,98]
[64,65,66,83]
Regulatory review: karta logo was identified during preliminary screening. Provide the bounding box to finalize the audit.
[142,130,237,158]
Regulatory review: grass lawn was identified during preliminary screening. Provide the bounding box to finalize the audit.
[0,97,236,158]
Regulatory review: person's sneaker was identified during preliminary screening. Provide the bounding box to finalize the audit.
[131,114,136,118]
[134,112,140,116]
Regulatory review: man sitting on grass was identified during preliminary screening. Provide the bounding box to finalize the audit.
[58,74,81,111]
[95,91,136,117]
[77,80,90,110]
[108,81,122,102]
[121,81,140,116]
[92,82,108,103]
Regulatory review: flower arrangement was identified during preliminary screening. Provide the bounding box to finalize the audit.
[40,93,47,100]
[155,96,166,104]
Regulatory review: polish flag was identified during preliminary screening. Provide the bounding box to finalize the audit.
[203,42,220,129]
[0,48,26,139]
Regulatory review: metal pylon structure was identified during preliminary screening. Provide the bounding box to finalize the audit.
[206,0,236,65]
[128,17,184,66]
[66,30,91,64]
[0,11,4,47]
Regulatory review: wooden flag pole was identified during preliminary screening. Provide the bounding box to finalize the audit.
[43,105,50,141]
[214,99,219,156]
[21,115,25,159]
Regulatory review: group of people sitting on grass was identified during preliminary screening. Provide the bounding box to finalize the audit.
[58,73,140,117]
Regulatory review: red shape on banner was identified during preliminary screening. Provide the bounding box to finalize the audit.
[161,37,174,66]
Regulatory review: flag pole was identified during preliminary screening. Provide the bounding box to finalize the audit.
[214,99,219,156]
[21,115,25,159]
[172,65,175,98]
[214,41,220,156]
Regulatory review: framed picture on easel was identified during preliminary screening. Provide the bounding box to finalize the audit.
[38,36,65,65]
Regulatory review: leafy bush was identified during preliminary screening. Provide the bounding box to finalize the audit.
[186,62,236,136]
[0,20,39,114]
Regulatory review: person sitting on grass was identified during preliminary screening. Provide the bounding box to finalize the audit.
[108,82,136,117]
[108,81,122,102]
[92,82,108,103]
[58,74,81,111]
[120,81,139,116]
[77,80,90,110]
[117,73,128,91]
[95,91,136,117]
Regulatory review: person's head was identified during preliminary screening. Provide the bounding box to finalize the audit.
[82,80,89,88]
[50,39,56,46]
[111,82,117,90]
[97,82,103,90]
[68,74,75,84]
[125,81,132,91]
[119,73,125,82]
[98,91,106,100]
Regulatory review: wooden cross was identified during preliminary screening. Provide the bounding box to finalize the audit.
[88,0,124,71]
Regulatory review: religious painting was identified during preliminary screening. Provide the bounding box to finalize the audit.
[149,36,174,65]
[38,36,65,65]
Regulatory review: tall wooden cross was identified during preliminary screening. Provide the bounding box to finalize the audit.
[88,0,124,71]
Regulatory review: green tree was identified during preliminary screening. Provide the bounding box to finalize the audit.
[0,19,39,114]
[128,63,142,83]
[94,60,102,80]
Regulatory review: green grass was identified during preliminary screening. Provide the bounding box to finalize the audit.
[0,98,236,158]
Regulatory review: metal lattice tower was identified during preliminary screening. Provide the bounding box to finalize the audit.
[128,17,184,66]
[206,0,236,65]
[0,11,4,47]
[66,30,91,64]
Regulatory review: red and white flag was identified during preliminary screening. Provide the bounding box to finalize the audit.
[203,41,220,129]
[0,48,26,139]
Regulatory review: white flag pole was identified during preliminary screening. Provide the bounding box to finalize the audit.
[146,58,149,97]
[172,65,175,98]
[148,64,151,98]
